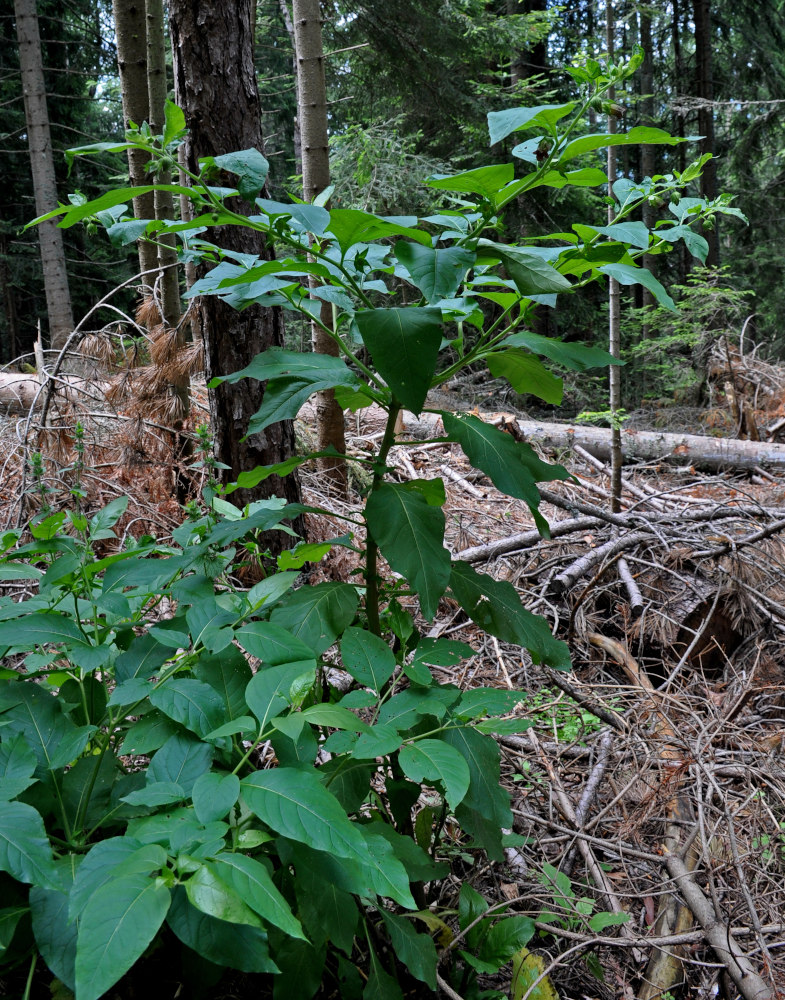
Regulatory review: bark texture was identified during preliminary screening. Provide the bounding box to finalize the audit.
[168,0,301,519]
[292,0,347,490]
[113,0,158,276]
[14,0,74,351]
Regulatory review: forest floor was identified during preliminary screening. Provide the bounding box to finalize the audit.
[1,346,785,1000]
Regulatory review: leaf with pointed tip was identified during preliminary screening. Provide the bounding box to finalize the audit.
[396,242,476,303]
[449,561,570,670]
[426,163,514,198]
[0,801,60,888]
[149,679,225,739]
[599,262,676,311]
[192,772,241,824]
[501,331,619,372]
[186,864,262,926]
[365,484,451,621]
[213,853,307,941]
[212,148,269,200]
[354,307,442,413]
[327,209,430,254]
[270,583,358,656]
[0,733,37,800]
[399,739,470,810]
[487,103,576,145]
[340,626,396,692]
[477,242,571,296]
[486,350,563,404]
[74,874,171,1000]
[558,127,689,164]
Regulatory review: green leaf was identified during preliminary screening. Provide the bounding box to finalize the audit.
[456,688,523,718]
[339,626,396,692]
[296,864,357,953]
[396,243,476,303]
[270,582,358,656]
[74,874,170,1000]
[319,757,374,812]
[502,330,619,371]
[149,679,226,739]
[115,633,171,682]
[0,733,38,800]
[162,99,186,146]
[356,829,416,908]
[511,947,560,1000]
[656,224,709,263]
[398,739,470,810]
[559,126,688,163]
[301,704,371,732]
[192,772,241,824]
[256,198,331,235]
[120,781,186,807]
[477,241,571,295]
[30,856,80,991]
[365,946,404,1000]
[427,163,514,198]
[31,184,191,228]
[482,916,536,966]
[0,801,59,888]
[167,886,278,972]
[327,208,430,254]
[120,712,180,755]
[242,767,372,864]
[487,103,576,144]
[588,910,630,932]
[354,307,442,413]
[486,350,563,404]
[440,726,511,828]
[599,262,676,311]
[247,371,361,434]
[380,911,438,990]
[215,348,357,386]
[211,148,269,200]
[148,733,214,795]
[449,561,570,669]
[69,839,167,919]
[195,646,253,719]
[186,864,262,926]
[365,483,451,621]
[245,661,316,726]
[236,622,317,664]
[592,221,650,250]
[213,853,306,941]
[0,612,84,648]
[442,412,568,516]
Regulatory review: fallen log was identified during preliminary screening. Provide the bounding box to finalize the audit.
[0,372,105,415]
[511,418,785,473]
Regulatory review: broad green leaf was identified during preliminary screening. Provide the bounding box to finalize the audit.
[656,224,709,263]
[487,103,576,145]
[213,853,306,941]
[120,781,186,807]
[410,637,473,667]
[114,633,171,682]
[245,661,316,726]
[502,330,619,371]
[442,412,568,514]
[30,856,80,991]
[0,684,88,775]
[301,704,371,732]
[215,348,356,386]
[236,621,316,664]
[559,126,688,163]
[148,733,214,795]
[0,562,43,580]
[511,947,560,1000]
[599,262,676,311]
[398,739,470,810]
[380,911,438,990]
[474,717,533,735]
[0,612,84,648]
[319,757,374,812]
[296,863,358,953]
[481,916,536,967]
[186,864,262,926]
[0,801,59,888]
[340,626,396,692]
[477,241,571,296]
[355,830,416,908]
[327,208,430,254]
[149,679,226,739]
[443,726,508,832]
[365,946,404,1000]
[203,716,256,740]
[591,221,650,250]
[588,910,630,932]
[353,723,404,759]
[354,307,442,413]
[69,839,167,919]
[31,183,191,228]
[427,163,514,198]
[270,582,358,655]
[167,886,278,972]
[242,767,371,863]
[247,370,362,434]
[195,646,253,719]
[370,824,448,883]
[456,688,524,718]
[255,198,330,235]
[74,874,171,1000]
[365,483,451,621]
[120,712,180,755]
[396,242,476,303]
[487,349,563,404]
[0,733,38,800]
[211,148,269,200]
[192,772,241,824]
[89,496,128,534]
[162,99,186,146]
[449,561,570,669]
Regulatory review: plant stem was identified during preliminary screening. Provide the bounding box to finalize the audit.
[364,400,401,637]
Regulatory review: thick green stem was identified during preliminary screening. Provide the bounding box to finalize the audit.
[364,400,402,637]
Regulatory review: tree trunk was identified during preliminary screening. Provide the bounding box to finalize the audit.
[168,0,301,525]
[113,0,158,277]
[292,0,347,492]
[606,0,623,512]
[693,0,719,266]
[14,0,74,351]
[145,0,181,329]
[639,8,656,320]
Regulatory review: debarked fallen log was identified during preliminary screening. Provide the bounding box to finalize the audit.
[0,372,106,415]
[512,418,785,473]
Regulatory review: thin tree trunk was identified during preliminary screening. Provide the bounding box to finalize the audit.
[0,235,20,362]
[292,0,347,492]
[606,0,622,513]
[169,0,301,526]
[693,0,718,265]
[15,0,74,351]
[113,0,158,277]
[639,9,656,319]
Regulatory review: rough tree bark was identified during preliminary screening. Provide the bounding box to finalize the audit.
[112,0,158,277]
[292,0,347,491]
[14,0,74,351]
[168,0,301,524]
